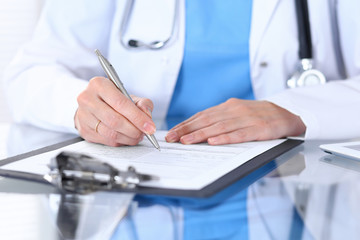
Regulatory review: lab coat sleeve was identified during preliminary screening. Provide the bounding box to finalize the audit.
[266,0,360,140]
[266,77,360,140]
[2,0,116,133]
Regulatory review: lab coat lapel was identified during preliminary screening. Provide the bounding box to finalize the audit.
[250,0,281,66]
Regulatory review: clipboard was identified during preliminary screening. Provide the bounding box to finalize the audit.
[0,137,303,198]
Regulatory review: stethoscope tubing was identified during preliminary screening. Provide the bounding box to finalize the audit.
[295,0,313,59]
[120,0,179,50]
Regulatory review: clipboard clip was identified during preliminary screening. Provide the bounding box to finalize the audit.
[44,151,159,194]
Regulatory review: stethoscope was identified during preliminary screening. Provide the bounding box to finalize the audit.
[287,0,327,88]
[119,0,179,50]
[120,0,326,88]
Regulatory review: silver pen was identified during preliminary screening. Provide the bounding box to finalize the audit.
[95,49,160,151]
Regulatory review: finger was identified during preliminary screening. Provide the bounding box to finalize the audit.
[165,114,221,144]
[88,96,144,139]
[75,112,122,147]
[166,109,231,143]
[169,100,230,131]
[76,108,144,146]
[87,131,144,147]
[179,118,252,144]
[169,107,218,132]
[207,126,262,145]
[79,111,143,146]
[94,119,144,146]
[95,78,156,135]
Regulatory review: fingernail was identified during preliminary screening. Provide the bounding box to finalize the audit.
[181,134,194,144]
[166,131,178,142]
[208,137,217,145]
[143,122,156,134]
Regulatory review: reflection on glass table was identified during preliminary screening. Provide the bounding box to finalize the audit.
[111,151,311,240]
[1,122,360,239]
[0,191,133,239]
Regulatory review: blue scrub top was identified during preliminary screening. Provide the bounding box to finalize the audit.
[166,0,254,128]
[110,1,253,239]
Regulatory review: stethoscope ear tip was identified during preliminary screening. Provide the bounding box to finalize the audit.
[128,40,139,47]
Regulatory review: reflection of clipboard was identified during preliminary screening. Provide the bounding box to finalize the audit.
[0,136,302,198]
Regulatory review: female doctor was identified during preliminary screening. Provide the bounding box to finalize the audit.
[3,0,360,147]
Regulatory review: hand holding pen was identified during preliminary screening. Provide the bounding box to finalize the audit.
[74,50,160,150]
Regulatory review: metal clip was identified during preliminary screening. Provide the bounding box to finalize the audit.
[44,151,158,194]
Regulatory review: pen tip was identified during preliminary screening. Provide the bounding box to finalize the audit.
[94,49,101,56]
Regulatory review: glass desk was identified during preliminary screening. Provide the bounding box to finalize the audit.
[0,122,360,240]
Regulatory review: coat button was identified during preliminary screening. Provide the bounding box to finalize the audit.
[260,61,268,67]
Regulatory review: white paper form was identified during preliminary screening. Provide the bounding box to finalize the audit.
[1,131,285,190]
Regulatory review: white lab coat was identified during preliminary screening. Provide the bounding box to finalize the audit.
[3,0,360,139]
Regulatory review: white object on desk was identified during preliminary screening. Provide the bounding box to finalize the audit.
[320,141,360,161]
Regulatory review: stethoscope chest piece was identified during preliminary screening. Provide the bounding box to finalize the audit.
[287,58,326,88]
[288,0,327,88]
